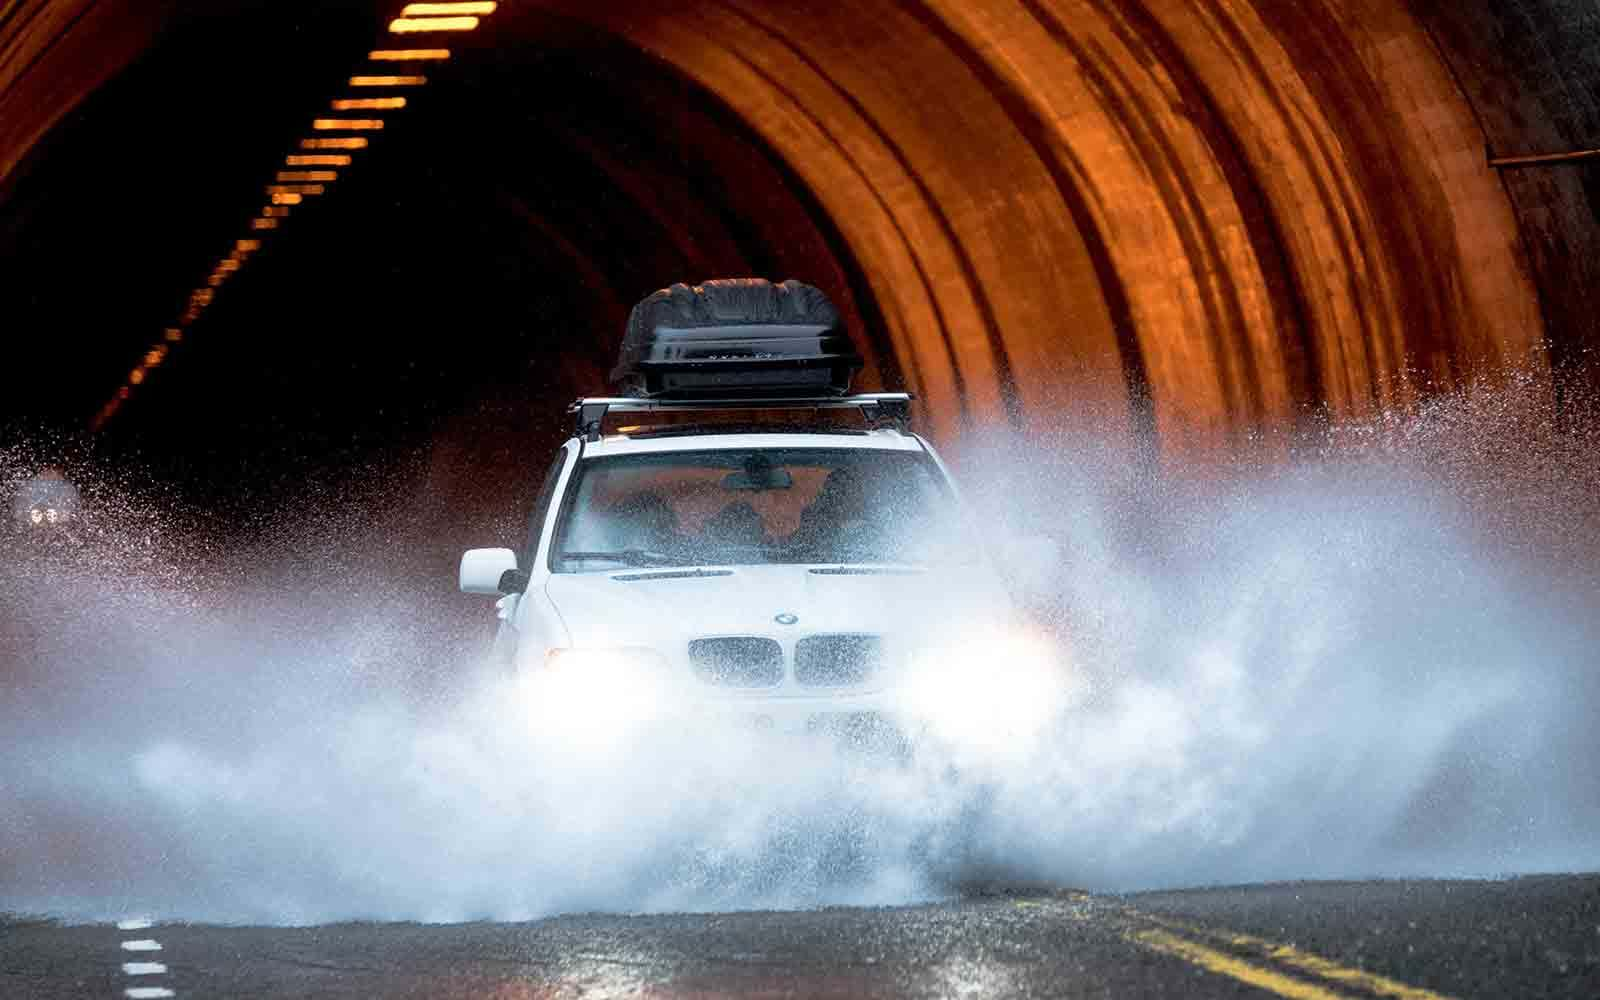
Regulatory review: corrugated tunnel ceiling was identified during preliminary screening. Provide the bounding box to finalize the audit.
[3,0,1593,482]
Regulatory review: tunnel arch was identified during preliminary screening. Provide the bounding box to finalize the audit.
[555,0,1546,456]
[0,0,1562,466]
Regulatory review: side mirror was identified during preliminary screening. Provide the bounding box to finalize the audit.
[459,547,522,595]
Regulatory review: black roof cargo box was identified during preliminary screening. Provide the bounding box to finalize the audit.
[612,279,864,399]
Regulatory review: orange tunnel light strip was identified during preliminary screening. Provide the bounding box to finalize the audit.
[402,2,496,14]
[301,137,369,150]
[369,48,450,60]
[332,97,406,110]
[350,74,427,86]
[313,118,384,130]
[389,16,479,32]
[90,13,470,436]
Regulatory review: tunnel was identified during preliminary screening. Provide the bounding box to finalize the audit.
[9,3,1600,956]
[2,0,1595,515]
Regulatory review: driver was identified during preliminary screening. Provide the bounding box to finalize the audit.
[702,500,765,548]
[608,490,679,551]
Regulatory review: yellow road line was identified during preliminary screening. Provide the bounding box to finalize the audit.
[1130,928,1351,1000]
[1011,894,1455,1000]
[1136,913,1457,1000]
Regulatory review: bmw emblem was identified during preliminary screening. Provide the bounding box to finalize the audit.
[774,612,799,626]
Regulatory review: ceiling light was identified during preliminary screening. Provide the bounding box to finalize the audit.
[332,97,406,110]
[286,154,351,166]
[388,16,478,33]
[313,118,384,131]
[350,75,428,86]
[277,171,338,182]
[369,49,451,60]
[252,218,280,230]
[402,2,496,14]
[301,137,369,150]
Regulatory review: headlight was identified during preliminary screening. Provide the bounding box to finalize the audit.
[28,508,43,525]
[893,629,1076,759]
[44,508,59,524]
[521,647,673,747]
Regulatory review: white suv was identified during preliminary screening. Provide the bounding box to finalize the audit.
[459,280,1030,744]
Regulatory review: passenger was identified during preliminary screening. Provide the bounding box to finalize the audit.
[609,491,679,551]
[702,500,765,548]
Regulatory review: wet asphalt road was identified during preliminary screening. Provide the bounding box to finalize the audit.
[5,876,1597,998]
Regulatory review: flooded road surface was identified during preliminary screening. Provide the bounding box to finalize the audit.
[6,876,1597,999]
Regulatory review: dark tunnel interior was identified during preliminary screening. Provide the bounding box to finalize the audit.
[1,2,894,522]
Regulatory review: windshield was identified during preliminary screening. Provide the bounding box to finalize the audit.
[551,448,967,571]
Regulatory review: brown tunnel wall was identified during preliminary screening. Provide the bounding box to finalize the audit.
[1415,0,1600,397]
[0,0,1571,460]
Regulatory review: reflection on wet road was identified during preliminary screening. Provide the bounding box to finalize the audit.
[5,876,1596,998]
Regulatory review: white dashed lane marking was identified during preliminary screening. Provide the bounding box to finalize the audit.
[118,917,176,998]
[120,939,163,952]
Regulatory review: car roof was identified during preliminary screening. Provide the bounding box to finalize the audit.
[577,429,926,457]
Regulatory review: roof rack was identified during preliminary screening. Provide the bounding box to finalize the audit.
[570,393,913,442]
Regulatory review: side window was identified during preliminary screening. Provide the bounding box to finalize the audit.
[522,446,571,564]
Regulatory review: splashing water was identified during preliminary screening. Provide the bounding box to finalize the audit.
[2,376,1597,924]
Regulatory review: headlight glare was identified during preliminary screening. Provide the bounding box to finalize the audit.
[523,646,673,747]
[543,646,666,673]
[894,628,1073,758]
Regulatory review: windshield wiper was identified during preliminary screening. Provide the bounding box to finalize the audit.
[559,549,681,567]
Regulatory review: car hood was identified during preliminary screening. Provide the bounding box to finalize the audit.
[545,562,1012,649]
